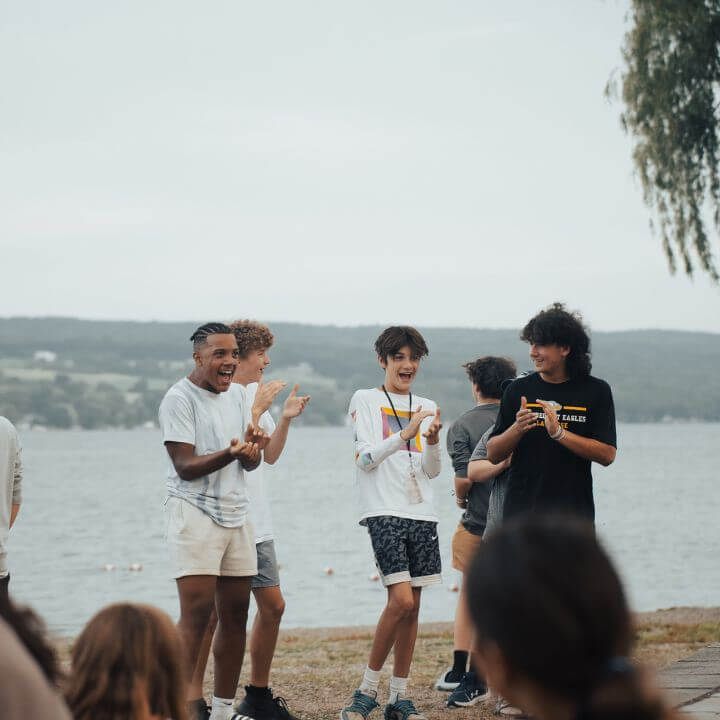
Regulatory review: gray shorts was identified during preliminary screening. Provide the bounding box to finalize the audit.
[252,540,280,589]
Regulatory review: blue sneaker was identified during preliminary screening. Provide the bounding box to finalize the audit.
[383,698,426,720]
[446,671,491,708]
[340,690,379,720]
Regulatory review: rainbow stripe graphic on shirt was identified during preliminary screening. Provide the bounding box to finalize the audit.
[381,406,423,453]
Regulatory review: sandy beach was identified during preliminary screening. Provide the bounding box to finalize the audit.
[54,606,720,720]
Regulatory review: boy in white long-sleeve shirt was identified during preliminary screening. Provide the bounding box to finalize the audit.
[341,326,443,720]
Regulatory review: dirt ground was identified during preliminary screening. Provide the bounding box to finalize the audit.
[55,607,720,720]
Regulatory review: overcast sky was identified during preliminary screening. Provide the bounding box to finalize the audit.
[1,0,719,332]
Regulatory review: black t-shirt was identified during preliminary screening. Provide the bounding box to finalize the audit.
[489,372,616,521]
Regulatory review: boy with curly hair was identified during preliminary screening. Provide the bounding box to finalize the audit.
[487,303,617,521]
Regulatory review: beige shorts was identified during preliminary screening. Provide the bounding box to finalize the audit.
[164,497,258,579]
[451,522,483,573]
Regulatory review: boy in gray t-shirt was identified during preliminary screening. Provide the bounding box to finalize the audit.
[468,427,511,537]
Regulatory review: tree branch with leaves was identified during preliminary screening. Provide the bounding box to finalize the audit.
[611,0,720,281]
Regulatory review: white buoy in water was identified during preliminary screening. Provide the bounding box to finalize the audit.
[128,563,143,572]
[369,572,380,582]
[324,566,334,575]
[448,582,459,592]
[103,563,116,572]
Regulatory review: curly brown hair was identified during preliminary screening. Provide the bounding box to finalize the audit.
[65,603,187,720]
[229,320,274,359]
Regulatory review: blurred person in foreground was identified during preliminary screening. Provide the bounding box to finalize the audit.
[437,356,516,708]
[0,593,70,719]
[66,603,187,720]
[466,515,678,720]
[487,303,616,522]
[0,415,22,603]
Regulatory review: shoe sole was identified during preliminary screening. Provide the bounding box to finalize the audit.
[434,681,460,691]
[447,691,492,708]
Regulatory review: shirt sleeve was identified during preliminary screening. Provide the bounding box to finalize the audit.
[469,427,492,462]
[351,394,404,472]
[591,381,617,447]
[420,407,441,478]
[446,420,472,478]
[12,437,22,505]
[159,392,196,445]
[260,409,276,434]
[488,383,518,440]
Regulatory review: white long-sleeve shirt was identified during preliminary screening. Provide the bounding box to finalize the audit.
[349,388,441,524]
[0,417,22,579]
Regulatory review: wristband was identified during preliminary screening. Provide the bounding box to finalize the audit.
[550,426,565,441]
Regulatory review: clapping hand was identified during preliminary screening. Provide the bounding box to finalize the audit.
[244,422,270,450]
[399,406,434,443]
[251,379,287,426]
[422,408,443,445]
[282,384,310,420]
[536,399,561,437]
[513,396,538,434]
[229,436,260,464]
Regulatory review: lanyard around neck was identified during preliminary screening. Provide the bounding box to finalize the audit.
[382,385,413,458]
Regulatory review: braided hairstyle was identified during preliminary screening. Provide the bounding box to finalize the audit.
[189,322,233,350]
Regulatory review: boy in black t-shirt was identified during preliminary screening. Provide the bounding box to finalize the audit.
[487,303,616,521]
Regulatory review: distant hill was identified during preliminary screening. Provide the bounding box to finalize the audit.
[0,317,718,428]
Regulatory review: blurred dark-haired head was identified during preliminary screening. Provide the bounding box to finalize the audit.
[466,515,669,720]
[521,303,591,378]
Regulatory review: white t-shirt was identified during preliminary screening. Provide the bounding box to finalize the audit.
[242,382,276,544]
[348,388,441,524]
[159,378,249,528]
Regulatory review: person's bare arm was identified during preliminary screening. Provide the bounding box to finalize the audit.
[467,456,511,483]
[536,400,616,466]
[9,504,19,528]
[487,396,537,463]
[264,385,310,464]
[165,424,263,479]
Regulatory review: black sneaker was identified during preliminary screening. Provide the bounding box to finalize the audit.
[434,667,463,691]
[233,687,299,720]
[446,671,491,708]
[188,698,211,720]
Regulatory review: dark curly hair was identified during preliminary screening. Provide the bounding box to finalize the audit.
[521,303,592,378]
[229,320,274,359]
[463,357,517,399]
[374,326,429,362]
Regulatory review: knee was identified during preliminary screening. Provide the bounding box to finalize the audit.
[261,597,285,624]
[183,600,214,633]
[388,595,415,619]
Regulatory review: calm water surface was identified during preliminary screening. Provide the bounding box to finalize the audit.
[7,424,720,635]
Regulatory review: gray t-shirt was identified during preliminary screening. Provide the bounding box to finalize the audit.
[446,403,500,535]
[0,417,22,578]
[159,378,249,528]
[469,426,510,537]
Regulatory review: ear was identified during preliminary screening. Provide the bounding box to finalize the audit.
[192,350,202,366]
[559,346,570,358]
[378,354,387,369]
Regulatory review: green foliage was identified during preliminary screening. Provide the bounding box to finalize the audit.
[0,318,719,428]
[614,0,720,280]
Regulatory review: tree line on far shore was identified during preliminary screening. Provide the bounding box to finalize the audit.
[0,317,718,429]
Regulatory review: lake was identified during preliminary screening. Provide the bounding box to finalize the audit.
[6,423,720,635]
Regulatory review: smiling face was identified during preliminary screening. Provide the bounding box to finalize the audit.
[234,347,271,386]
[379,344,421,394]
[191,333,239,393]
[529,342,569,381]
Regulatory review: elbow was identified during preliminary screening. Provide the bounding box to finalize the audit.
[486,443,500,465]
[175,464,196,482]
[599,447,617,467]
